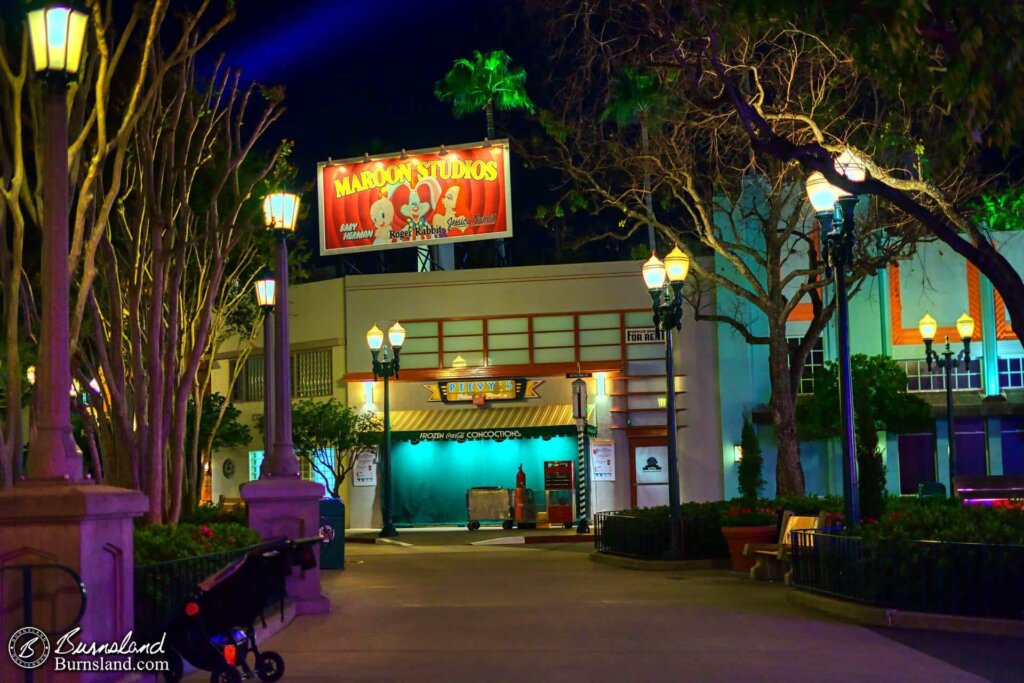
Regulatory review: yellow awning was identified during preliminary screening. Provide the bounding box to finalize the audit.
[386,404,596,441]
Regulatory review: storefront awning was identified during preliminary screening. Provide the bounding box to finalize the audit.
[388,404,597,442]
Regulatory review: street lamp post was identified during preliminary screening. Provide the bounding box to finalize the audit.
[918,313,974,488]
[25,3,88,480]
[263,192,300,477]
[255,270,276,475]
[804,149,867,526]
[368,322,406,538]
[641,246,690,558]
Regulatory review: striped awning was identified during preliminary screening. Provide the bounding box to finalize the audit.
[387,404,596,442]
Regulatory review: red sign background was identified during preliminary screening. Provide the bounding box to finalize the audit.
[317,141,512,255]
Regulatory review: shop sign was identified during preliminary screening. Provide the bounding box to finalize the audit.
[353,451,377,487]
[424,378,543,403]
[416,429,523,441]
[625,327,665,344]
[317,141,512,256]
[590,440,615,482]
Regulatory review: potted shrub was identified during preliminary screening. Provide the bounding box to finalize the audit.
[721,418,777,571]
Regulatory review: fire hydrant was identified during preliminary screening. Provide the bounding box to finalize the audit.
[514,464,526,523]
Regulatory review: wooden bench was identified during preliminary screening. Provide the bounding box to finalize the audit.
[744,511,822,584]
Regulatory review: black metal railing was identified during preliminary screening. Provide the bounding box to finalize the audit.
[594,510,728,560]
[2,563,87,683]
[133,541,278,642]
[790,530,1024,620]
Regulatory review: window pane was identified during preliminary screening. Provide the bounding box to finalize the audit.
[443,319,483,336]
[404,321,438,337]
[579,345,620,361]
[398,353,438,369]
[627,344,663,360]
[580,329,620,346]
[579,313,619,329]
[487,317,528,334]
[532,315,573,332]
[295,349,332,398]
[487,350,530,366]
[534,348,575,363]
[443,351,484,368]
[488,333,529,350]
[443,335,483,352]
[401,337,438,354]
[533,331,574,348]
[624,312,653,327]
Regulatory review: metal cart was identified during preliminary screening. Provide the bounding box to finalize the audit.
[466,486,515,530]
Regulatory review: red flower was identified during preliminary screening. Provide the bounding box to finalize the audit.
[200,525,214,539]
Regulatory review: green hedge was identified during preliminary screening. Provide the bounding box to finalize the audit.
[179,502,247,526]
[134,522,261,565]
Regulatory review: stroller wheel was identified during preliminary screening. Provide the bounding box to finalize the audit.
[255,651,286,682]
[209,665,242,683]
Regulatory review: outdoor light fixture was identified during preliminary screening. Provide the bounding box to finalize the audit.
[451,354,467,369]
[639,244,691,557]
[254,270,276,309]
[919,312,975,488]
[805,153,866,525]
[734,445,743,464]
[26,365,36,386]
[595,372,607,398]
[263,192,300,233]
[362,381,374,409]
[260,190,302,477]
[368,321,404,537]
[27,4,88,77]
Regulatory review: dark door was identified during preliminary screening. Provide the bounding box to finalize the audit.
[1001,417,1024,475]
[898,432,936,495]
[954,418,987,477]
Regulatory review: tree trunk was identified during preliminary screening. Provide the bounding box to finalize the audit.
[768,330,805,495]
[485,100,495,139]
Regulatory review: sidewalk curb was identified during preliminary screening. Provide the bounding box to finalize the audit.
[589,551,732,571]
[786,589,1024,638]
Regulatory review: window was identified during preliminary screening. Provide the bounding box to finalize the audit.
[232,348,333,403]
[899,358,982,392]
[999,357,1024,389]
[294,349,332,398]
[248,449,335,492]
[232,356,265,403]
[788,337,825,395]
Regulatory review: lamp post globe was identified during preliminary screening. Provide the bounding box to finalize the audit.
[27,4,88,78]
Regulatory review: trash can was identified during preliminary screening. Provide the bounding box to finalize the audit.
[318,498,345,569]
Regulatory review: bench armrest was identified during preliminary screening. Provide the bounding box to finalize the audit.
[743,542,780,555]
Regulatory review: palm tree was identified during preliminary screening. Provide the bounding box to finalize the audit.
[602,67,670,253]
[435,50,536,139]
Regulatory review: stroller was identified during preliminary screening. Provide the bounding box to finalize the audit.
[161,536,322,683]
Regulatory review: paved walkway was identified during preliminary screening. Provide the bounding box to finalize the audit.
[189,542,1023,682]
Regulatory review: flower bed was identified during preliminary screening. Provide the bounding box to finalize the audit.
[134,522,261,565]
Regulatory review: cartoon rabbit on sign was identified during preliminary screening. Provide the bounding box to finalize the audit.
[398,177,443,239]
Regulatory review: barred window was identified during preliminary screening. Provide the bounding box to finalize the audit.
[899,358,982,392]
[294,349,333,398]
[231,356,265,403]
[999,357,1024,390]
[788,337,825,395]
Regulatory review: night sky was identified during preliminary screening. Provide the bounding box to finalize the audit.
[204,0,595,276]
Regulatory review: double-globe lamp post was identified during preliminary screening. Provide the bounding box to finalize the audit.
[254,270,277,475]
[641,246,690,559]
[25,3,88,481]
[263,192,301,477]
[805,149,867,526]
[367,322,406,538]
[918,313,975,489]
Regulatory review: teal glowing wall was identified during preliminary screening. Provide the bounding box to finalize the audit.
[392,437,577,525]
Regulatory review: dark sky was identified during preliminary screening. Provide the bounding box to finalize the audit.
[202,0,606,276]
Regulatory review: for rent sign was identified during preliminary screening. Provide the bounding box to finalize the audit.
[317,141,513,255]
[625,327,665,344]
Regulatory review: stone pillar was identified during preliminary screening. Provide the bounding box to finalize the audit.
[0,482,147,682]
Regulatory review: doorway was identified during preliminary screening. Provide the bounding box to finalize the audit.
[629,436,669,508]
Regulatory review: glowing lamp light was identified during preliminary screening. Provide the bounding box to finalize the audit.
[918,313,938,342]
[366,324,384,351]
[254,270,275,308]
[835,148,867,183]
[664,246,690,283]
[642,253,667,291]
[27,5,88,76]
[733,445,743,463]
[26,365,36,386]
[362,381,374,408]
[805,172,838,213]
[262,192,300,232]
[388,321,406,348]
[957,313,975,341]
[452,354,467,369]
[595,371,607,398]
